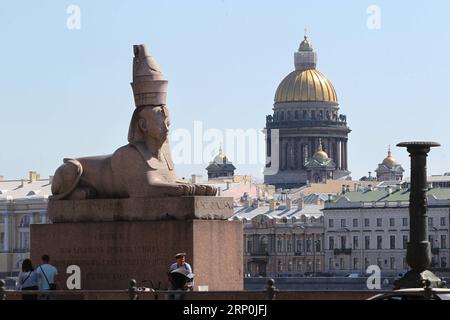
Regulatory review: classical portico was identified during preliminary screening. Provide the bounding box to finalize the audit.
[264,36,351,188]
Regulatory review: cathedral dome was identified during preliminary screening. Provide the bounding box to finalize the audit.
[274,35,338,104]
[274,69,337,103]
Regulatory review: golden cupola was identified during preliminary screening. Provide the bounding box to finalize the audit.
[274,36,338,104]
[382,146,397,167]
[313,140,329,162]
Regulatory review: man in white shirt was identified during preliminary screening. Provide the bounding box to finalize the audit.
[36,254,60,299]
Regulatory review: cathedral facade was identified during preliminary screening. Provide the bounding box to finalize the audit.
[264,36,351,188]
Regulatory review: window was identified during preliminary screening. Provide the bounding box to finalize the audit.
[353,258,359,270]
[341,219,346,228]
[365,257,370,270]
[364,218,370,227]
[277,239,283,252]
[365,236,370,250]
[441,235,447,249]
[429,235,435,248]
[315,240,321,252]
[246,238,252,253]
[328,219,334,228]
[288,260,293,271]
[306,239,312,252]
[441,217,446,226]
[329,237,334,250]
[402,218,408,227]
[287,240,293,252]
[389,218,395,227]
[390,236,396,249]
[19,215,31,228]
[353,236,359,249]
[390,257,395,270]
[377,258,383,269]
[340,236,346,249]
[376,218,382,227]
[353,219,358,228]
[0,232,4,249]
[294,110,298,120]
[340,258,344,270]
[297,260,303,271]
[377,236,383,249]
[296,240,303,253]
[403,235,408,249]
[329,258,334,270]
[428,217,433,227]
[441,257,447,268]
[278,261,283,272]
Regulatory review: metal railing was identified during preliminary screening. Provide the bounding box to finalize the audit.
[0,278,280,301]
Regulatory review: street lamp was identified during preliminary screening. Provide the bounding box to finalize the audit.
[394,141,445,289]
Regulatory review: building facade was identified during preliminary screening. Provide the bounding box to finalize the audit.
[0,172,50,277]
[323,188,450,276]
[233,199,325,277]
[264,36,351,188]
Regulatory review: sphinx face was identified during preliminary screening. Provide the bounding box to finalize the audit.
[138,106,170,143]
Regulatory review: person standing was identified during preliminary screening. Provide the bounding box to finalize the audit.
[16,259,40,300]
[36,254,60,300]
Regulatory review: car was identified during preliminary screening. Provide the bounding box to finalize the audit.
[368,288,450,300]
[345,273,360,278]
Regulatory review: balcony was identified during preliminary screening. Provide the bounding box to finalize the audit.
[334,248,352,255]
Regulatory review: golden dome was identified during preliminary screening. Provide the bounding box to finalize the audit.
[274,69,338,104]
[382,147,397,166]
[313,140,329,161]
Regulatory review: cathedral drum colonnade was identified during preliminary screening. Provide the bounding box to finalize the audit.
[264,36,351,188]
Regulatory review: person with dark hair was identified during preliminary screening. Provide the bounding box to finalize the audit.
[36,254,60,299]
[16,259,40,300]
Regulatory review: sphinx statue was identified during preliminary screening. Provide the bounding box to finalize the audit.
[51,44,217,200]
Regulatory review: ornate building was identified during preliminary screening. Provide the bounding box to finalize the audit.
[264,36,351,188]
[206,147,236,180]
[375,147,404,181]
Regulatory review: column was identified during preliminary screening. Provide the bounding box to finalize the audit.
[344,140,348,170]
[336,139,341,170]
[3,213,9,252]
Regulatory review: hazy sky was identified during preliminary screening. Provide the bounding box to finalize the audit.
[1,1,449,181]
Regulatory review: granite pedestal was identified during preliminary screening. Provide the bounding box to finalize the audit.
[30,197,243,291]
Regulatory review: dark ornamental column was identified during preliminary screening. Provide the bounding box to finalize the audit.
[336,139,341,170]
[394,141,445,289]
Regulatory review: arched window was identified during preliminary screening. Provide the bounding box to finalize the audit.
[280,111,285,120]
[294,110,298,119]
[311,110,316,120]
[287,110,291,120]
[303,110,308,119]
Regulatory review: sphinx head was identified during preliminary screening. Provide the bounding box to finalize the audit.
[128,106,170,145]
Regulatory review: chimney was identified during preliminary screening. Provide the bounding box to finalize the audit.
[354,183,358,192]
[29,171,39,182]
[269,199,276,210]
[21,179,28,187]
[286,198,292,210]
[368,184,373,191]
[342,185,346,194]
[346,185,350,193]
[328,194,333,202]
[191,174,197,184]
[297,197,304,210]
[395,184,401,191]
[244,200,250,208]
[217,187,221,196]
[316,196,321,205]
